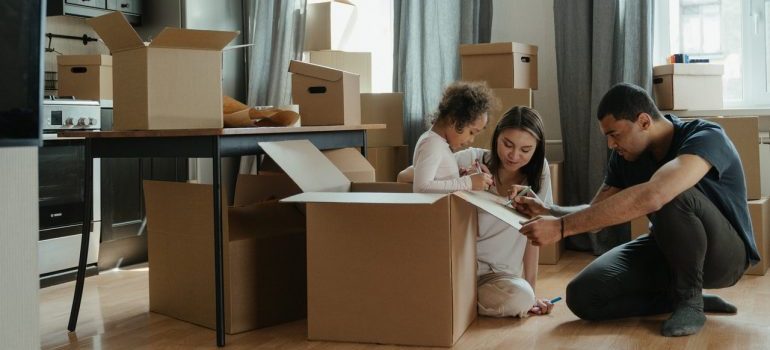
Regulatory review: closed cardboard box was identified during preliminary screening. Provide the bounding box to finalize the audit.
[653,64,723,110]
[460,42,538,89]
[57,55,113,101]
[746,197,769,276]
[309,51,372,93]
[366,145,409,182]
[361,93,404,147]
[289,60,361,126]
[540,161,564,265]
[304,0,355,51]
[143,174,306,334]
[264,140,532,346]
[88,12,236,130]
[470,88,532,149]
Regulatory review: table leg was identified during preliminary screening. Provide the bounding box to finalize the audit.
[212,137,226,347]
[68,138,94,332]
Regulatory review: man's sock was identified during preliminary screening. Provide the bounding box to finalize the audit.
[703,294,737,313]
[661,295,706,337]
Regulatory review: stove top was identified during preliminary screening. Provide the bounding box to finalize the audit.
[42,96,101,131]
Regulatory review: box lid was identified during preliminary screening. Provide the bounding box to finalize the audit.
[259,140,351,193]
[57,55,113,67]
[87,12,145,53]
[282,192,444,204]
[459,42,538,56]
[452,190,529,230]
[149,27,238,51]
[289,60,357,82]
[653,63,724,76]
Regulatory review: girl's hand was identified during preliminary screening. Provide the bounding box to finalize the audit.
[529,298,555,315]
[470,172,494,191]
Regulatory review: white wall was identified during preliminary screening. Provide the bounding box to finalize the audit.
[491,0,562,160]
[0,147,39,349]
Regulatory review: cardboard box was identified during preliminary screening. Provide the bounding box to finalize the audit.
[289,60,361,126]
[322,148,375,182]
[261,140,531,346]
[57,55,113,100]
[304,0,355,51]
[361,93,404,147]
[309,51,372,93]
[630,216,650,240]
[471,88,533,149]
[653,64,723,110]
[697,116,760,200]
[459,42,538,89]
[746,197,769,276]
[366,145,409,182]
[143,175,307,334]
[539,161,564,265]
[87,12,237,130]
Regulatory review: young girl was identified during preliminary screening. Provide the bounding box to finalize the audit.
[412,81,495,193]
[400,106,556,317]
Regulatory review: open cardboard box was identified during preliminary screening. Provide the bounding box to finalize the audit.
[258,140,529,347]
[143,173,306,334]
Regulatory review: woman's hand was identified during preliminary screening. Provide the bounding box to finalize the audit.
[470,172,494,191]
[529,298,555,315]
[509,184,550,217]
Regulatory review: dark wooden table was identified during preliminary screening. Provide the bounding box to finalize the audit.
[59,124,384,347]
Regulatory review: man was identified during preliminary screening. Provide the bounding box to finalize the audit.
[514,83,760,336]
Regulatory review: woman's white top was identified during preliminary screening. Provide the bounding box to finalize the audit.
[412,130,473,193]
[453,147,553,278]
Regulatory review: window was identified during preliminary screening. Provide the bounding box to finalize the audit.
[655,0,770,107]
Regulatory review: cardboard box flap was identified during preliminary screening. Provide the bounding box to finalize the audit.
[281,191,444,204]
[57,55,113,67]
[453,191,529,230]
[259,140,351,193]
[87,12,145,53]
[150,27,238,50]
[289,60,349,82]
[459,42,538,56]
[653,63,724,76]
[323,148,375,182]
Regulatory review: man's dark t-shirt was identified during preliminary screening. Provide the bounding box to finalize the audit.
[605,114,760,265]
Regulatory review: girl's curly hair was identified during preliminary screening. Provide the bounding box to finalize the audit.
[431,81,498,133]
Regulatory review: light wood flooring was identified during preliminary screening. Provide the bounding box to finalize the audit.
[40,250,770,349]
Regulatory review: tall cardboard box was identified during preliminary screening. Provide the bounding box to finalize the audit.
[304,0,355,51]
[653,64,723,110]
[690,116,760,200]
[471,88,533,149]
[309,51,372,93]
[539,161,565,265]
[459,42,538,89]
[57,55,113,100]
[87,12,237,130]
[746,198,769,276]
[289,60,361,126]
[366,145,409,182]
[143,174,306,334]
[361,93,404,147]
[261,140,531,347]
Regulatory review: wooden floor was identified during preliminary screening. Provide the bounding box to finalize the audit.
[41,250,770,350]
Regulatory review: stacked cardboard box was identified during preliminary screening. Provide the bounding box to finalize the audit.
[747,197,770,276]
[57,55,113,101]
[309,51,372,93]
[539,161,564,264]
[470,88,532,149]
[360,93,409,181]
[653,64,724,110]
[289,60,361,126]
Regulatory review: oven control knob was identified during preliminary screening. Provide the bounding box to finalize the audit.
[77,117,87,126]
[89,118,98,126]
[64,118,74,126]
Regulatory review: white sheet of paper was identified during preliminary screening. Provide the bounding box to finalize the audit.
[454,190,531,230]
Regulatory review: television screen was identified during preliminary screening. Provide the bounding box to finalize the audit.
[0,1,43,147]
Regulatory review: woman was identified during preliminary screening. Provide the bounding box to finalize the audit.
[399,106,556,317]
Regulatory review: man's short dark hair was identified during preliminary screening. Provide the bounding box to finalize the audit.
[596,83,662,122]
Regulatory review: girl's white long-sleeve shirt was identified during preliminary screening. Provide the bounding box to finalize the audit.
[412,130,473,193]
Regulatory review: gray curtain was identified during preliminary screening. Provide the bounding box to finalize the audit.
[393,0,492,157]
[553,0,653,255]
[239,0,306,174]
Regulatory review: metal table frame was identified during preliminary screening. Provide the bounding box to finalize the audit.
[64,126,375,347]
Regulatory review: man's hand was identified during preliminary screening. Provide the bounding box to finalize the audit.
[520,216,561,246]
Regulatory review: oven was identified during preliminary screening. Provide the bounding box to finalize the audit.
[39,98,101,287]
